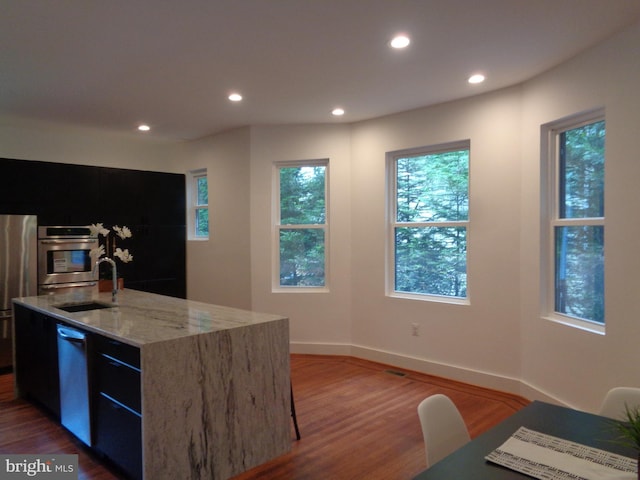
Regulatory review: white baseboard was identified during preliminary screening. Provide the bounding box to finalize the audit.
[289,341,352,356]
[290,341,568,406]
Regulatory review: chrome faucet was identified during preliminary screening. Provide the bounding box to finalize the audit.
[95,257,118,302]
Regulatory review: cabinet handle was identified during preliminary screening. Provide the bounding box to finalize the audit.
[42,282,97,290]
[101,353,141,372]
[39,239,98,245]
[100,392,141,417]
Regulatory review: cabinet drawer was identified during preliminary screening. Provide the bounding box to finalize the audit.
[94,394,142,480]
[96,353,141,413]
[93,335,140,369]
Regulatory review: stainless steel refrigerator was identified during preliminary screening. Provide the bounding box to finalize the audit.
[0,214,37,371]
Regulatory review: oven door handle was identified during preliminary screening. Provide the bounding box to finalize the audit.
[39,239,97,245]
[40,282,97,290]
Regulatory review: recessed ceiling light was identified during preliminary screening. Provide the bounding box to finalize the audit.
[332,108,345,116]
[468,74,486,84]
[137,124,150,132]
[390,34,410,49]
[228,93,243,102]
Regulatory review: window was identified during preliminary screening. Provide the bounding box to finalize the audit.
[188,169,209,240]
[275,161,328,289]
[545,111,605,328]
[388,141,469,301]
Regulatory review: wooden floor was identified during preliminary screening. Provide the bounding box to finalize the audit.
[0,372,120,480]
[0,354,529,480]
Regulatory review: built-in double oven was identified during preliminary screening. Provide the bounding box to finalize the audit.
[38,226,99,295]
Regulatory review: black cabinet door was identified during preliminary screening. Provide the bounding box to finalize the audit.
[93,335,142,480]
[97,168,185,226]
[0,159,52,216]
[121,224,186,292]
[0,159,102,224]
[94,395,142,480]
[147,170,186,225]
[13,304,60,416]
[97,169,143,225]
[42,163,102,225]
[1,158,185,226]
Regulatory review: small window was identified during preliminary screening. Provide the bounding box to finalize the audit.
[188,169,209,240]
[544,111,605,330]
[388,141,469,301]
[275,160,328,289]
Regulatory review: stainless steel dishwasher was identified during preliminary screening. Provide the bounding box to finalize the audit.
[57,324,92,446]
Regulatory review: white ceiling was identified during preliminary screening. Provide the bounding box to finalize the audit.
[2,0,639,141]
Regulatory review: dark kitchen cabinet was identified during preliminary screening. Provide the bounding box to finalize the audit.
[0,159,102,225]
[121,224,186,297]
[13,304,144,480]
[1,159,56,218]
[94,396,142,480]
[97,169,144,225]
[13,304,60,417]
[98,168,185,225]
[92,335,142,480]
[0,157,186,298]
[38,162,103,225]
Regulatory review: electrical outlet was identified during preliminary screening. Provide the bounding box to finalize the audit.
[411,323,420,337]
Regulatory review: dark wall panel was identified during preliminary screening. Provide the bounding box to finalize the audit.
[0,158,186,298]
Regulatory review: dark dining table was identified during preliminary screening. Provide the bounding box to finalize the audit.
[412,400,637,479]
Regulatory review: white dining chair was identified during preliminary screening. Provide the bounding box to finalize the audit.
[417,393,471,467]
[599,387,640,420]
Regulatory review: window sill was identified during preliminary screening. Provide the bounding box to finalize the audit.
[389,291,470,306]
[273,286,329,294]
[542,314,605,335]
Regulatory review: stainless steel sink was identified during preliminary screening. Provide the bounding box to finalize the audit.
[54,302,114,313]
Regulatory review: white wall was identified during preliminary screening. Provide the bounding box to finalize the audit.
[519,23,640,411]
[182,127,252,309]
[240,22,640,410]
[349,88,524,393]
[249,125,353,349]
[0,115,184,172]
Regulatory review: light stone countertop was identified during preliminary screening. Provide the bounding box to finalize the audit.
[13,288,287,347]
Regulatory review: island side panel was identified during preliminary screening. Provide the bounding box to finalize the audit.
[141,318,290,480]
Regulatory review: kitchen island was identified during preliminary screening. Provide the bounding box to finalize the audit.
[12,289,291,480]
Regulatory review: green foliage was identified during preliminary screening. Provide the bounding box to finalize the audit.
[395,227,466,297]
[280,166,325,225]
[280,229,325,287]
[279,166,326,286]
[195,175,209,237]
[560,121,605,219]
[197,176,208,205]
[195,208,208,237]
[555,225,604,322]
[613,404,640,452]
[394,149,468,297]
[396,150,468,223]
[555,120,605,323]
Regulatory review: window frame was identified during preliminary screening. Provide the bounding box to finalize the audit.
[273,159,329,292]
[386,140,470,304]
[187,168,209,241]
[542,109,605,334]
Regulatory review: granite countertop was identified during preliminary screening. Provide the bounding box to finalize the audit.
[13,289,286,347]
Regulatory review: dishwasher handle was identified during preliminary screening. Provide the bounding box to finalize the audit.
[57,325,87,344]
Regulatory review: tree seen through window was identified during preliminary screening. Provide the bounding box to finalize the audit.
[393,145,469,298]
[278,164,326,287]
